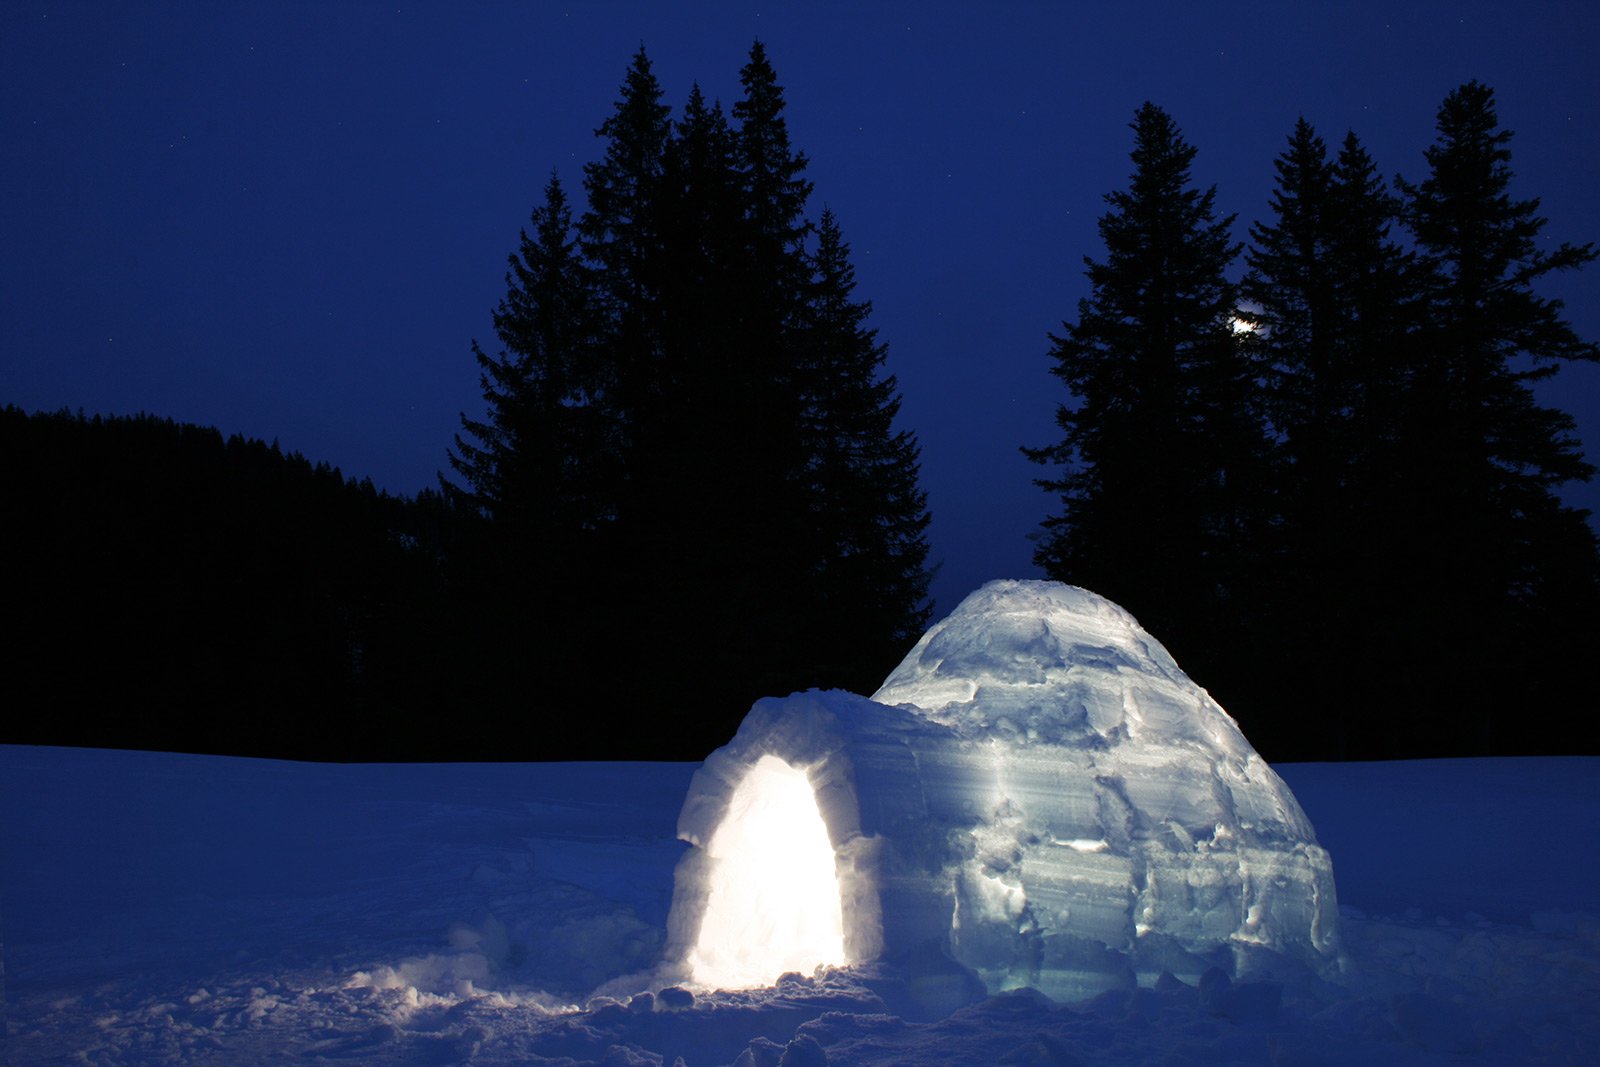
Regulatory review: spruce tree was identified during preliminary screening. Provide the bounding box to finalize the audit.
[444,174,600,729]
[734,40,813,296]
[446,174,596,535]
[580,45,672,452]
[1242,122,1425,756]
[733,42,932,690]
[648,82,816,710]
[801,209,933,689]
[446,43,937,756]
[1026,103,1267,698]
[1392,81,1600,753]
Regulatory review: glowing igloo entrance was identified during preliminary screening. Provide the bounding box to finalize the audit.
[665,580,1343,1000]
[684,755,846,988]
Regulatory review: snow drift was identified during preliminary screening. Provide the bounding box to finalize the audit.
[666,579,1343,1000]
[7,745,1599,1065]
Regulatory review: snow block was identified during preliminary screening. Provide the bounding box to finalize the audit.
[666,580,1344,1001]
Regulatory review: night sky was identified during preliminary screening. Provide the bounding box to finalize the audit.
[5,2,1597,615]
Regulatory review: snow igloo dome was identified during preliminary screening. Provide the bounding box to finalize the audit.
[664,579,1343,1001]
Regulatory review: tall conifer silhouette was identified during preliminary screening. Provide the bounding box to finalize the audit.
[449,44,932,756]
[1390,81,1600,753]
[1026,104,1268,699]
[1242,122,1424,756]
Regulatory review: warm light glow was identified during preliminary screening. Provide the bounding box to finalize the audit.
[687,755,847,989]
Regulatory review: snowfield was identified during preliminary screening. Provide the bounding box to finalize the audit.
[2,745,1596,1065]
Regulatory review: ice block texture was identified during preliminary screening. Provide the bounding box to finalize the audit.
[668,580,1342,999]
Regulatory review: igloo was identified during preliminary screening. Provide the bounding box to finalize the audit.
[664,580,1342,1001]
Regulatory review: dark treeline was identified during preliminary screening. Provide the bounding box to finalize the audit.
[1029,83,1600,760]
[8,67,1597,764]
[1,406,464,761]
[3,43,933,763]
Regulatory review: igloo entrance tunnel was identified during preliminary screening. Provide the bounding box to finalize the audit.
[664,580,1343,1000]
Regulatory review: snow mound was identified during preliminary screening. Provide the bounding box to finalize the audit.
[669,579,1343,1001]
[877,579,1230,747]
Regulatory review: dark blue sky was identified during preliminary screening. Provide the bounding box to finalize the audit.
[5,2,1597,614]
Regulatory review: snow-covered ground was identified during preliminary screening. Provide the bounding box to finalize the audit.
[2,745,1596,1065]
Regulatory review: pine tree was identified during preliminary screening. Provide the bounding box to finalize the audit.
[647,82,816,708]
[730,43,933,691]
[801,209,933,688]
[649,81,751,505]
[443,174,602,730]
[580,45,672,450]
[1323,131,1425,472]
[1396,81,1597,516]
[1392,81,1600,753]
[1026,104,1267,691]
[446,174,596,535]
[734,40,813,295]
[445,44,937,756]
[1244,120,1336,464]
[1242,122,1426,756]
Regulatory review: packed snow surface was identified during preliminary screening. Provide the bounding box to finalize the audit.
[670,581,1339,1000]
[879,580,1341,985]
[877,581,1342,990]
[1,745,1597,1064]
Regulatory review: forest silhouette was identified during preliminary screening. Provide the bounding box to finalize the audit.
[4,56,1596,762]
